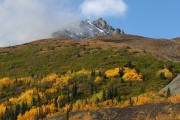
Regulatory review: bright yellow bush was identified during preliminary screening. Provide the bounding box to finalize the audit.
[9,98,19,105]
[17,104,56,120]
[17,78,34,84]
[95,76,102,83]
[105,68,120,78]
[157,68,173,79]
[55,74,72,85]
[133,96,151,106]
[76,69,91,75]
[105,67,142,82]
[90,91,103,103]
[46,88,57,94]
[0,77,15,88]
[122,68,142,82]
[41,73,59,83]
[0,105,6,118]
[19,88,45,106]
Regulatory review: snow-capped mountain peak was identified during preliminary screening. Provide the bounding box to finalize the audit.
[52,18,124,39]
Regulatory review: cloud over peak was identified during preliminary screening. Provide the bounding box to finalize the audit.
[80,0,127,18]
[0,0,128,47]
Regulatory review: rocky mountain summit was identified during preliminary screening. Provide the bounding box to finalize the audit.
[52,18,124,39]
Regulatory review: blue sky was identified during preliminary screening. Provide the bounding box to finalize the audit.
[104,0,180,39]
[0,0,180,46]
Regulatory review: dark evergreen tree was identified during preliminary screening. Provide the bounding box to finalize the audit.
[135,67,140,74]
[125,61,133,69]
[94,86,98,93]
[129,81,132,87]
[166,88,171,98]
[168,64,174,72]
[120,78,124,83]
[114,86,118,97]
[36,94,41,107]
[95,98,100,104]
[98,71,102,76]
[102,89,106,101]
[3,107,8,120]
[89,82,94,95]
[91,70,96,77]
[117,94,121,102]
[103,74,108,80]
[67,86,70,103]
[118,67,124,78]
[160,72,166,80]
[107,87,113,100]
[66,109,70,120]
[32,97,36,106]
[72,81,78,101]
[129,97,133,106]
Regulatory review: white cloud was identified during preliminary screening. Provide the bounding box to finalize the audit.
[0,0,128,47]
[0,0,79,47]
[80,0,127,18]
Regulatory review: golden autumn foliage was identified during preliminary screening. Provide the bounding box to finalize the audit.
[46,88,58,94]
[17,104,56,120]
[157,68,173,79]
[70,103,98,112]
[132,92,165,106]
[120,92,164,108]
[76,69,91,75]
[122,68,142,82]
[19,88,45,106]
[105,68,120,78]
[90,91,103,103]
[54,74,72,87]
[95,76,102,83]
[53,69,90,87]
[41,73,59,84]
[133,96,151,106]
[167,94,180,103]
[17,77,34,84]
[105,67,142,82]
[0,105,6,118]
[0,77,15,88]
[0,67,179,120]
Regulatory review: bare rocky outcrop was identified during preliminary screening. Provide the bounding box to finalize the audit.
[160,74,180,95]
[113,28,121,35]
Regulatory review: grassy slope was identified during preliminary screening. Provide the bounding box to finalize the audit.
[0,39,179,99]
[0,40,179,78]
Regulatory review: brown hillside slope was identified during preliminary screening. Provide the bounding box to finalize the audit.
[80,34,180,61]
[97,34,180,61]
[50,103,180,120]
[0,34,179,61]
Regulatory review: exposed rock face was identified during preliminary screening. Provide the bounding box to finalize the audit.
[92,18,115,34]
[160,74,180,95]
[52,18,124,39]
[113,28,121,35]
